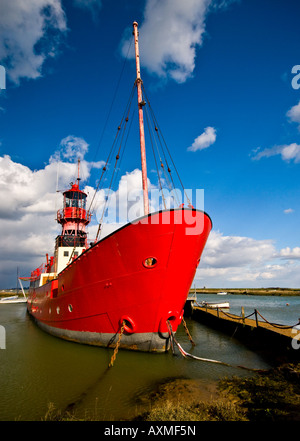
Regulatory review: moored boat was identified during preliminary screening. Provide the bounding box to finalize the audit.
[0,296,27,304]
[198,301,230,309]
[25,22,212,352]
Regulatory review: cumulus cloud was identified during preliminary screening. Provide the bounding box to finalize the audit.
[0,141,159,286]
[251,143,300,163]
[286,100,300,130]
[187,127,216,152]
[0,0,103,85]
[50,135,104,184]
[56,135,89,161]
[279,247,300,259]
[1,141,300,288]
[121,0,234,83]
[284,208,294,214]
[195,230,300,288]
[0,0,67,84]
[200,231,276,269]
[0,133,108,286]
[251,100,300,164]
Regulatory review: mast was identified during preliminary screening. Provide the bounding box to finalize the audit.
[133,21,149,216]
[77,158,81,186]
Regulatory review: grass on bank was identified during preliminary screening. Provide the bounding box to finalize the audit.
[218,363,300,421]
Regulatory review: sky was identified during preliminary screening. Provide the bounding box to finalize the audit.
[0,0,300,288]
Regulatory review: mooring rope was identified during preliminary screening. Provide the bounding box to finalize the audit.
[181,316,196,346]
[166,320,265,372]
[108,321,125,368]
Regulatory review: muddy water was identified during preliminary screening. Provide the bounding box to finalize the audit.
[0,302,271,420]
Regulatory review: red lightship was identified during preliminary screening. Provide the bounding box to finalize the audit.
[25,22,212,352]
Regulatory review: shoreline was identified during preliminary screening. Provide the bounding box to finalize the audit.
[2,287,300,299]
[190,288,300,296]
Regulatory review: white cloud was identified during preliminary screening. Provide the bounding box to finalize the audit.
[284,208,294,214]
[57,135,89,161]
[0,133,107,286]
[251,100,300,164]
[286,100,300,130]
[200,230,276,269]
[195,230,300,288]
[251,143,300,163]
[0,0,103,85]
[0,141,159,286]
[121,0,217,83]
[187,127,216,152]
[1,145,300,289]
[279,247,300,259]
[0,0,67,84]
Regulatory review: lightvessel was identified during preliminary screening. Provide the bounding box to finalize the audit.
[25,22,212,352]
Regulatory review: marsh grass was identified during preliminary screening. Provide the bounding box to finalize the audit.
[218,363,300,421]
[136,398,247,421]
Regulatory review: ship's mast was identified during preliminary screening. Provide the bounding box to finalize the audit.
[133,21,149,216]
[77,158,81,186]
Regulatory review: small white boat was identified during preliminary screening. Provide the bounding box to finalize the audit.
[200,301,230,309]
[0,280,27,304]
[217,291,228,295]
[1,295,18,301]
[0,296,27,304]
[0,297,27,305]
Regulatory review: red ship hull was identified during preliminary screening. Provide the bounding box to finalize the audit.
[27,208,212,352]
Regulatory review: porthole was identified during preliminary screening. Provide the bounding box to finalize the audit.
[143,257,157,268]
[68,304,73,312]
[56,306,60,314]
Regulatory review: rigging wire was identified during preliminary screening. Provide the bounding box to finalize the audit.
[88,64,193,239]
[111,108,135,193]
[88,37,133,175]
[144,104,167,210]
[142,84,191,206]
[88,84,136,216]
[94,88,136,241]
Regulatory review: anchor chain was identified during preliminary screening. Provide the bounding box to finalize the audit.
[109,320,125,368]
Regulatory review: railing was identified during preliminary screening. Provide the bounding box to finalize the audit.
[193,301,300,330]
[30,263,46,280]
[57,208,91,222]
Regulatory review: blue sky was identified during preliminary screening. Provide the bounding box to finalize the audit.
[1,0,300,288]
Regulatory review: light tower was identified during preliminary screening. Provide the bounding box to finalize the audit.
[55,160,91,273]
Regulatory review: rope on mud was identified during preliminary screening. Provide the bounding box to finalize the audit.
[166,320,265,373]
[108,321,125,368]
